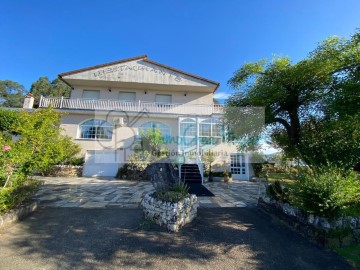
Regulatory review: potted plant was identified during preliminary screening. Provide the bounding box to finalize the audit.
[202,150,215,182]
[223,169,230,182]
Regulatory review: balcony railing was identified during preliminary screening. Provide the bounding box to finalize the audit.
[39,96,224,115]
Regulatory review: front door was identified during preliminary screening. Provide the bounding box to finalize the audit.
[230,153,248,180]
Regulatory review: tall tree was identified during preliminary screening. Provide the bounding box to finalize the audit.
[30,77,71,107]
[226,30,360,169]
[0,80,26,108]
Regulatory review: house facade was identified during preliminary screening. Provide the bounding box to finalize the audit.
[25,55,253,181]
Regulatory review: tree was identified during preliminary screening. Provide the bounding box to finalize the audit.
[226,30,360,169]
[202,150,216,181]
[140,128,168,159]
[0,108,80,187]
[0,80,26,108]
[30,77,71,107]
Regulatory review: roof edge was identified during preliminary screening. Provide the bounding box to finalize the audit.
[58,54,220,92]
[142,59,220,91]
[58,55,148,77]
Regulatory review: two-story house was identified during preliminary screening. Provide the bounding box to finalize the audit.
[24,55,253,181]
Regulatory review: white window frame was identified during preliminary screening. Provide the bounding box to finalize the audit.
[155,94,172,104]
[82,90,100,100]
[119,92,136,102]
[78,119,113,140]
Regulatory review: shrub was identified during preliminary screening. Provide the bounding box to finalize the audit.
[266,180,291,203]
[0,180,41,213]
[63,157,84,166]
[156,191,185,203]
[171,182,189,197]
[154,182,189,203]
[292,168,360,220]
[204,171,232,177]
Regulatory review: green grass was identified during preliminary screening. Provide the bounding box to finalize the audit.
[335,244,360,268]
[267,172,296,187]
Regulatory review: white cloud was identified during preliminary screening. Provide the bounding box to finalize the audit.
[213,92,231,100]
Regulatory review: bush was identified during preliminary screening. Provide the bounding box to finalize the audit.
[63,157,84,166]
[266,180,291,203]
[154,182,189,203]
[156,191,185,203]
[204,171,232,177]
[292,168,360,220]
[0,180,41,213]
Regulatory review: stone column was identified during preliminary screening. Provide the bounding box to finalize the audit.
[23,93,34,109]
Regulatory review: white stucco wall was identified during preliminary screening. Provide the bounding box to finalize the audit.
[70,87,214,105]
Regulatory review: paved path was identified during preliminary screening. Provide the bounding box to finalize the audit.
[0,207,353,270]
[34,177,266,208]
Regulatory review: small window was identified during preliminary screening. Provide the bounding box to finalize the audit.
[83,90,100,99]
[79,119,113,140]
[155,94,172,104]
[119,92,136,102]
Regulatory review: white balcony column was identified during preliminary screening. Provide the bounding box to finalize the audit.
[60,96,64,108]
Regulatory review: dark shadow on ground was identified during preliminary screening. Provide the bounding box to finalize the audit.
[0,207,354,270]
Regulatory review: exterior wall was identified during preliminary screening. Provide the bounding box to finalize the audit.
[70,87,213,105]
[61,113,179,163]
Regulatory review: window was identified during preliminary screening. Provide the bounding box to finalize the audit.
[79,119,113,139]
[179,118,196,150]
[83,90,100,99]
[155,94,172,104]
[139,122,170,138]
[199,118,223,146]
[119,92,136,102]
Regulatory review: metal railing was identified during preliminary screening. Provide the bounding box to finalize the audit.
[39,96,224,115]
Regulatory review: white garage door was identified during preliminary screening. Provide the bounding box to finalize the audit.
[83,150,121,177]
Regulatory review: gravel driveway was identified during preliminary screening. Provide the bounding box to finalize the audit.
[0,207,353,270]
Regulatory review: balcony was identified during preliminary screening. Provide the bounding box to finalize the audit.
[39,96,224,116]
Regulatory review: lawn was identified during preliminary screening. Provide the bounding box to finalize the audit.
[335,244,360,269]
[267,172,296,187]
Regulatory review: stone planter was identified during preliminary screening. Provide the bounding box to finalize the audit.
[0,201,39,229]
[141,193,199,232]
[258,196,360,247]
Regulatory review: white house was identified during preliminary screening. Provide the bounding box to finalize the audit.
[24,55,253,181]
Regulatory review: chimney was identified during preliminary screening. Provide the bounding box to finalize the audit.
[23,93,34,109]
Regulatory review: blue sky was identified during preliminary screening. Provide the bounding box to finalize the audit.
[1,0,359,99]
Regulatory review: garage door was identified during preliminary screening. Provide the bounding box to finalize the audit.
[83,150,121,177]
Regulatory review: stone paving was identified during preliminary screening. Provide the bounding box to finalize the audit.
[34,177,266,208]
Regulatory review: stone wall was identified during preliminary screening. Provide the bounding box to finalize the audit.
[258,197,360,247]
[141,193,198,232]
[45,165,83,177]
[0,201,39,229]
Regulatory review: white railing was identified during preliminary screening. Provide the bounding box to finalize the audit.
[196,156,204,184]
[39,96,224,115]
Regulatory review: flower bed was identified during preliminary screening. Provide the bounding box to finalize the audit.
[141,192,199,232]
[258,196,360,247]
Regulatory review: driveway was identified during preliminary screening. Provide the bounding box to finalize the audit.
[34,177,265,208]
[0,207,353,270]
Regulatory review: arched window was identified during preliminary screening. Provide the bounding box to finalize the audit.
[79,119,113,139]
[139,122,170,138]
